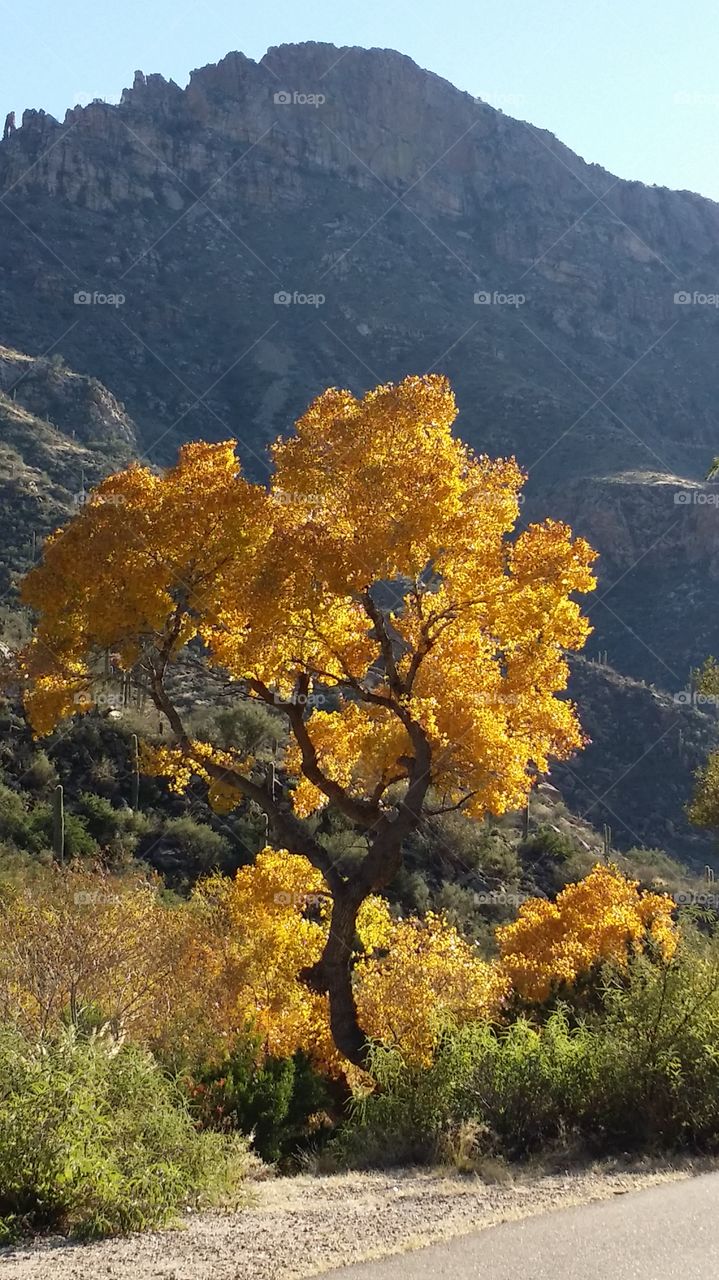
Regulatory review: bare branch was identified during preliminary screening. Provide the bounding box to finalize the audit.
[361,589,405,697]
[249,674,382,831]
[424,791,478,817]
[145,665,345,894]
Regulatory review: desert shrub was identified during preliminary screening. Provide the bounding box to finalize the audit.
[76,792,147,849]
[141,815,232,886]
[87,754,120,793]
[0,786,98,860]
[74,792,123,843]
[337,939,719,1165]
[27,804,98,859]
[213,702,285,754]
[22,751,57,793]
[0,1024,248,1242]
[335,1037,472,1168]
[517,824,594,896]
[392,813,523,941]
[188,1041,332,1164]
[0,867,204,1047]
[580,945,719,1149]
[520,825,577,864]
[335,1016,591,1166]
[0,783,32,846]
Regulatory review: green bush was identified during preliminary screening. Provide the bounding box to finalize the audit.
[337,941,719,1166]
[142,816,231,887]
[188,1041,331,1164]
[28,804,98,859]
[582,948,719,1148]
[22,751,58,793]
[0,1024,249,1241]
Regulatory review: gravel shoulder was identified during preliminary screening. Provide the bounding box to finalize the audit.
[2,1159,715,1280]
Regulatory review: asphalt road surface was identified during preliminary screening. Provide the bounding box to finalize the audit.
[321,1171,719,1280]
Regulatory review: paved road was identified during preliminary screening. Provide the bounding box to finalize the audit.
[321,1172,719,1280]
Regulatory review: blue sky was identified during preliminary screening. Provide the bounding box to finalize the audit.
[4,0,719,199]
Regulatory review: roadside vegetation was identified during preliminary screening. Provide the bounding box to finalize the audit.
[3,376,719,1243]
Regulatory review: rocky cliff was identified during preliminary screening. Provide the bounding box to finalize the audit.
[0,346,137,593]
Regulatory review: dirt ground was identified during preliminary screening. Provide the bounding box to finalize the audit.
[1,1160,711,1280]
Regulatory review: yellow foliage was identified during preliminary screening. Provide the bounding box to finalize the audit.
[0,857,680,1075]
[688,738,719,829]
[141,741,246,813]
[20,375,596,824]
[194,849,336,1066]
[355,905,509,1066]
[197,849,506,1072]
[496,863,678,1002]
[17,374,602,1069]
[0,852,504,1073]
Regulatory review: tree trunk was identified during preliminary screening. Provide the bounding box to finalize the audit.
[301,888,369,1068]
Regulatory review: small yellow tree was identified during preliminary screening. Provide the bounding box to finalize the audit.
[354,898,509,1066]
[20,375,596,1066]
[496,863,678,1002]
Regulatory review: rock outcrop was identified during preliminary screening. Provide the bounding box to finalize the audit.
[0,346,137,592]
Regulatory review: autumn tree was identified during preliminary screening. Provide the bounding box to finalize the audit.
[199,847,508,1073]
[497,863,678,1002]
[20,375,596,1067]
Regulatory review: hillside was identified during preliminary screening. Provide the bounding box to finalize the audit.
[561,657,719,862]
[0,345,137,594]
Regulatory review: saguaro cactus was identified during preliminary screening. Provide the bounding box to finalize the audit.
[521,796,530,841]
[53,783,65,863]
[130,733,140,811]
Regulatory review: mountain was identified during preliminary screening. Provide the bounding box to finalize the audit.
[0,346,137,594]
[1,43,718,686]
[1,42,719,858]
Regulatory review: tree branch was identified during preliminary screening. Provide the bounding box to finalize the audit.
[248,675,383,831]
[145,665,345,895]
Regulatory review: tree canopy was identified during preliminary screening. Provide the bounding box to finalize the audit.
[19,374,597,1064]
